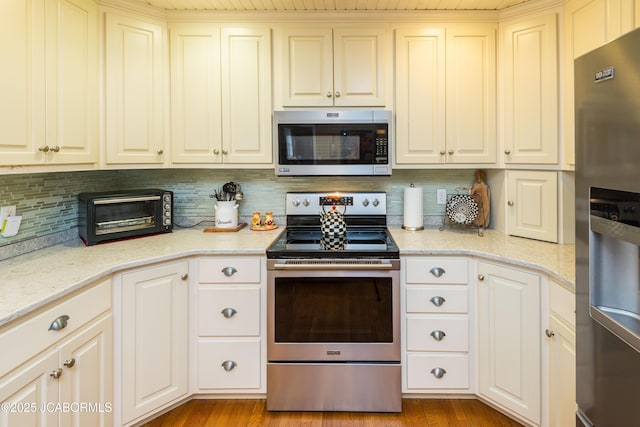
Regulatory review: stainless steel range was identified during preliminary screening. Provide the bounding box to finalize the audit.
[266,192,401,413]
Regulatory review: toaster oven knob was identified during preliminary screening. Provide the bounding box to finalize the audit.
[164,203,171,209]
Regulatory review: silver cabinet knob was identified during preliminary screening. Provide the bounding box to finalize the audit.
[213,149,220,155]
[440,150,446,155]
[221,360,237,372]
[50,368,63,379]
[39,145,50,152]
[326,92,333,98]
[429,267,445,278]
[504,149,511,155]
[181,273,188,281]
[221,266,238,277]
[221,307,237,318]
[545,329,555,338]
[430,330,446,341]
[478,274,485,281]
[156,149,164,155]
[50,145,60,152]
[334,91,341,98]
[49,315,70,331]
[63,358,76,368]
[430,367,446,379]
[507,200,514,206]
[448,149,454,155]
[430,296,446,307]
[222,150,228,155]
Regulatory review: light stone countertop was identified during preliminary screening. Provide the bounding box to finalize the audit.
[389,227,575,291]
[0,226,575,329]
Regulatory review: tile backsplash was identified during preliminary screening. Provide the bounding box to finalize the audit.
[0,168,477,259]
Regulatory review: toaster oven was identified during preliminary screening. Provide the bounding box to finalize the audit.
[78,189,173,245]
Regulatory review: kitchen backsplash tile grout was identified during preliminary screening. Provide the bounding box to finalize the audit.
[0,169,478,258]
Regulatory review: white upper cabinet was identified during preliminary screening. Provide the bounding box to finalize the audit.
[169,24,272,166]
[0,0,97,168]
[501,13,558,165]
[276,25,388,107]
[104,12,167,166]
[395,23,497,166]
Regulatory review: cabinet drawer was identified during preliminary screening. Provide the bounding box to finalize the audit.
[198,287,260,336]
[406,286,468,314]
[0,279,111,377]
[405,258,468,284]
[406,316,469,352]
[198,339,261,390]
[406,353,469,390]
[198,257,261,284]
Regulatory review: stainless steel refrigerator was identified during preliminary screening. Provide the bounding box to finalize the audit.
[575,26,640,426]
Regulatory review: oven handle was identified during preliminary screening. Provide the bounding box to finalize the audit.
[272,262,395,270]
[93,195,161,205]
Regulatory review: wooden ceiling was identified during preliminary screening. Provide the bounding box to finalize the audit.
[137,0,530,11]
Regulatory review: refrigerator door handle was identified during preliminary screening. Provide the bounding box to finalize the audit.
[577,409,594,427]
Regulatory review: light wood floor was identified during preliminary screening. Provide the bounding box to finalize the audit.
[141,399,524,426]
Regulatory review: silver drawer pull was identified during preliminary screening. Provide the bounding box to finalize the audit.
[63,358,76,368]
[430,330,446,341]
[221,307,237,318]
[49,315,70,331]
[431,367,447,379]
[429,267,445,278]
[221,360,237,372]
[221,266,238,277]
[430,296,446,307]
[50,368,63,379]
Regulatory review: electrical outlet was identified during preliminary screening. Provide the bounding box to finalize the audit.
[0,206,17,225]
[436,189,447,205]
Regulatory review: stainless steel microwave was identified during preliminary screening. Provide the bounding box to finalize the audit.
[78,189,173,245]
[274,110,392,176]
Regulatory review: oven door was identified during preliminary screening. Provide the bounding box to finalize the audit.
[267,266,400,362]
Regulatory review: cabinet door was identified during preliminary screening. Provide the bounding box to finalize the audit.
[547,313,576,427]
[105,13,166,165]
[477,261,541,425]
[0,350,58,427]
[45,0,97,165]
[59,315,112,427]
[279,27,334,107]
[120,261,189,424]
[333,27,387,107]
[446,24,497,164]
[394,26,446,164]
[0,0,46,165]
[221,26,272,164]
[169,24,222,164]
[502,14,558,165]
[507,170,558,242]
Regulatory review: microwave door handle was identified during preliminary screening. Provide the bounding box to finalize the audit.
[93,195,162,205]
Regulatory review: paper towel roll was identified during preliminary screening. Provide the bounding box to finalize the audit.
[402,186,424,230]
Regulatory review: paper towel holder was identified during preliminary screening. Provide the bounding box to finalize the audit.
[402,183,424,231]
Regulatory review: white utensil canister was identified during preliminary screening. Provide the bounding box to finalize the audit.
[214,201,238,228]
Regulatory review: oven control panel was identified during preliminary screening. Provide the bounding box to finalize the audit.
[286,192,387,216]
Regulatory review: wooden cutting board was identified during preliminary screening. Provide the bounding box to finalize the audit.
[203,222,248,232]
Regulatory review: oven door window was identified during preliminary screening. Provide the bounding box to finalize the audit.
[274,277,393,343]
[94,200,157,235]
[278,124,380,165]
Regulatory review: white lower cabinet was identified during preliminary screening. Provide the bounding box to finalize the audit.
[195,256,264,393]
[477,260,541,426]
[402,256,472,393]
[118,260,189,425]
[546,280,576,427]
[0,279,112,427]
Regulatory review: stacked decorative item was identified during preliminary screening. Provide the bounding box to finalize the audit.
[440,170,490,236]
[320,203,347,250]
